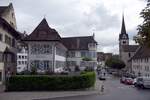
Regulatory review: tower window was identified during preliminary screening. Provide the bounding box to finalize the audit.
[0,33,3,41]
[123,41,126,44]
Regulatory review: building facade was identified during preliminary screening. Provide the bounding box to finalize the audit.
[17,47,28,73]
[62,36,97,71]
[23,18,97,73]
[23,18,67,73]
[131,46,150,77]
[0,3,20,84]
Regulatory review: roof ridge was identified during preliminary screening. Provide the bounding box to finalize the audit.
[62,36,93,39]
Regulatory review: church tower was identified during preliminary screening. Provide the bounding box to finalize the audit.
[119,15,129,58]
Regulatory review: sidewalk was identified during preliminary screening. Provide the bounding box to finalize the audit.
[0,80,103,100]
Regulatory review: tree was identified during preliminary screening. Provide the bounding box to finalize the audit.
[134,1,150,46]
[31,66,37,75]
[105,58,125,70]
[82,57,92,61]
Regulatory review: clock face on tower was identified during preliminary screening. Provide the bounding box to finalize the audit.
[122,34,127,39]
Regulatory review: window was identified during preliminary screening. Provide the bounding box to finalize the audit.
[81,51,96,58]
[56,47,66,57]
[123,41,126,44]
[128,53,131,57]
[5,35,11,46]
[81,51,86,57]
[25,56,27,59]
[31,44,52,54]
[43,61,50,70]
[67,51,75,57]
[18,61,21,65]
[145,66,149,71]
[22,56,24,59]
[145,58,148,63]
[0,52,3,62]
[12,39,15,47]
[0,33,3,41]
[88,43,96,48]
[22,61,24,64]
[19,55,21,59]
[67,61,76,67]
[30,60,52,71]
[0,71,2,81]
[56,61,65,68]
[12,13,14,18]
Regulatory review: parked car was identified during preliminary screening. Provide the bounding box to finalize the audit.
[120,77,126,83]
[133,78,137,85]
[98,72,106,80]
[124,78,134,85]
[135,77,150,89]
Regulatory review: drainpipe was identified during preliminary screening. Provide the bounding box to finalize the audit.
[52,43,57,73]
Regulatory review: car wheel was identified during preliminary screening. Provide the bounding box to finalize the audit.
[140,85,145,89]
[134,83,137,87]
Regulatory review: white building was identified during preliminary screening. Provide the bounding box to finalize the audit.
[23,18,97,73]
[0,3,20,84]
[130,46,150,77]
[17,47,28,73]
[62,36,97,71]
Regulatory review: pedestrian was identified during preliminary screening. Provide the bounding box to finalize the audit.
[101,84,104,93]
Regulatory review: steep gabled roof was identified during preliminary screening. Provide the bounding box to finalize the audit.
[62,36,97,50]
[131,46,150,59]
[119,15,129,40]
[122,45,139,52]
[23,18,61,41]
[0,3,13,16]
[0,17,20,39]
[0,6,7,16]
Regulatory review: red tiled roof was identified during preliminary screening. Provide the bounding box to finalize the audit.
[131,45,150,59]
[122,45,139,52]
[23,18,61,41]
[62,36,97,50]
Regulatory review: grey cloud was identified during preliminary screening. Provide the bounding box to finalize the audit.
[0,0,145,54]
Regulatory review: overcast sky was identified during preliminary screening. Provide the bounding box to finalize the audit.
[0,0,147,54]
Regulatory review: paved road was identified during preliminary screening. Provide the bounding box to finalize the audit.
[42,75,150,100]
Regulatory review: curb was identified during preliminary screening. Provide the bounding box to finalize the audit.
[32,91,98,100]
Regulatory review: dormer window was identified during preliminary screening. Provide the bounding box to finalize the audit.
[122,34,127,39]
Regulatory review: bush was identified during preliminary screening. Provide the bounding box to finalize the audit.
[84,67,94,72]
[6,72,96,91]
[82,57,92,61]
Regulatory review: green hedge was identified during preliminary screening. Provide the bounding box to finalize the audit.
[6,72,96,91]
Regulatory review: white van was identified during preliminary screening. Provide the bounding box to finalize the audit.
[135,77,150,89]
